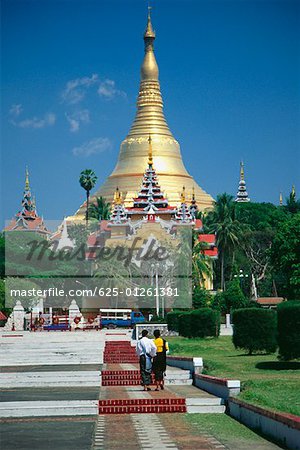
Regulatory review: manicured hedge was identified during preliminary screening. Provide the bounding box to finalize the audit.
[277,301,300,360]
[178,312,192,338]
[176,309,220,338]
[166,311,183,332]
[190,308,220,338]
[232,308,277,355]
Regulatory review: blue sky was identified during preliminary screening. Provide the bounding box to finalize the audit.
[1,0,299,226]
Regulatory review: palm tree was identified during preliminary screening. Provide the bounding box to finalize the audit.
[79,169,97,225]
[88,196,111,221]
[192,238,212,287]
[205,193,242,291]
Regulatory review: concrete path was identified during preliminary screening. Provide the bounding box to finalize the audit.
[0,329,284,449]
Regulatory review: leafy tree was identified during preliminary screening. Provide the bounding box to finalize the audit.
[0,279,12,317]
[234,202,288,297]
[222,278,248,312]
[192,286,213,309]
[205,193,243,290]
[211,291,226,312]
[79,169,98,225]
[236,202,287,231]
[270,213,300,299]
[285,186,300,214]
[89,196,111,221]
[0,233,4,278]
[192,237,212,288]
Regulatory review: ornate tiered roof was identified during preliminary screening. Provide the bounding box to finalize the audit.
[110,187,129,224]
[235,161,250,203]
[4,168,50,236]
[126,135,177,219]
[175,186,193,223]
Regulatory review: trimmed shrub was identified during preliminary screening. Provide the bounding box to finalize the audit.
[232,308,277,355]
[223,279,248,312]
[192,288,213,309]
[178,312,192,337]
[166,311,183,332]
[190,308,220,337]
[277,301,300,360]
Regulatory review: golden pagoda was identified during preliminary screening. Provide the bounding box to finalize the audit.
[75,9,213,218]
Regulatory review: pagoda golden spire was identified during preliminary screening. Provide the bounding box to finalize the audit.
[279,191,283,206]
[292,185,296,197]
[72,8,214,220]
[148,134,153,166]
[240,161,245,181]
[180,186,186,203]
[191,186,195,202]
[25,167,30,191]
[114,186,122,205]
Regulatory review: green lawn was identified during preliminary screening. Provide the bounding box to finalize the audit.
[168,336,300,416]
[184,414,281,449]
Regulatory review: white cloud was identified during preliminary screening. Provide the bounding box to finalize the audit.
[98,79,126,100]
[72,137,112,157]
[9,104,23,117]
[10,111,56,129]
[62,74,126,104]
[62,74,99,104]
[17,113,56,129]
[66,109,90,132]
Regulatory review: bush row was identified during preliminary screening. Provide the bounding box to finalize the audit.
[232,301,300,359]
[167,301,300,360]
[167,308,220,338]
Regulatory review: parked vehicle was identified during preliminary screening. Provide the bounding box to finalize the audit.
[99,309,145,328]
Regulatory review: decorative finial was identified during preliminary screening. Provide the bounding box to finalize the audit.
[191,186,195,202]
[292,185,296,198]
[144,4,155,40]
[181,186,186,203]
[114,187,122,205]
[148,134,153,166]
[25,167,30,191]
[235,161,250,202]
[279,191,283,206]
[240,161,245,181]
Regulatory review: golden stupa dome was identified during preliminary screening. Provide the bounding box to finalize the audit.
[74,9,213,218]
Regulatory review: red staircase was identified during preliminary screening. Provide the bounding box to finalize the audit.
[103,341,138,364]
[100,339,187,414]
[102,369,155,386]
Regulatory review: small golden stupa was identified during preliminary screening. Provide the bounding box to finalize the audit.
[75,9,213,218]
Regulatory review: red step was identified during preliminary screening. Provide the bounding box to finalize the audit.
[102,379,141,386]
[102,374,140,380]
[102,370,140,376]
[98,398,186,414]
[99,404,187,414]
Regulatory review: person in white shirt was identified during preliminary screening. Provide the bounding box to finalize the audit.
[136,329,157,391]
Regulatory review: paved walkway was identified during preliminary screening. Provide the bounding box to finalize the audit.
[0,330,283,449]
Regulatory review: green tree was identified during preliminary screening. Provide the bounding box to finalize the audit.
[0,233,4,278]
[192,238,212,288]
[205,193,242,290]
[79,169,98,225]
[270,213,300,299]
[235,202,288,297]
[222,278,248,312]
[192,286,213,309]
[285,186,300,214]
[88,196,111,221]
